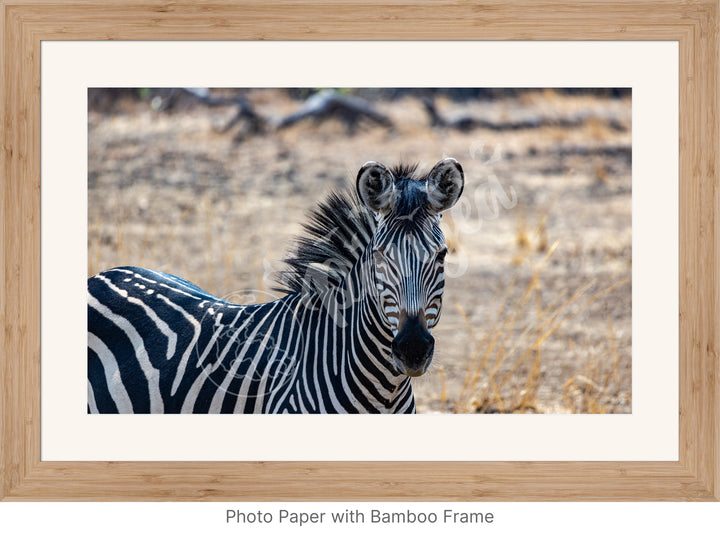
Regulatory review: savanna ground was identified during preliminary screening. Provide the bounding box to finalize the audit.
[88,88,631,413]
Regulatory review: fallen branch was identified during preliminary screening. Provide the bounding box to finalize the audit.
[275,89,393,131]
[422,97,627,132]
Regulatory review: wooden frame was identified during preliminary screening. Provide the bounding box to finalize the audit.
[1,0,718,501]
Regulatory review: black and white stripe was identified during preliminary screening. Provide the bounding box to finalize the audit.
[88,158,464,413]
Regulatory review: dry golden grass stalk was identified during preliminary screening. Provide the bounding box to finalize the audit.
[453,231,628,414]
[562,311,626,414]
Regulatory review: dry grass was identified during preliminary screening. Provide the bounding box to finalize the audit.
[443,196,629,414]
[451,248,628,414]
[561,313,629,413]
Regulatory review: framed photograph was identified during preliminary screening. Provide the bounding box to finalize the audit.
[1,1,718,501]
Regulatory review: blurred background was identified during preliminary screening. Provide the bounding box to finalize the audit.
[88,87,632,414]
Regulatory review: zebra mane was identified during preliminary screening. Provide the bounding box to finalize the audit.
[274,164,425,296]
[273,190,376,295]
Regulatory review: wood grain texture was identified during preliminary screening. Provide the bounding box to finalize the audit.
[1,0,718,501]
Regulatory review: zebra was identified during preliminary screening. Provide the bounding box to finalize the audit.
[87,158,464,413]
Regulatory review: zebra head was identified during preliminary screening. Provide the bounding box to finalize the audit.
[357,158,464,377]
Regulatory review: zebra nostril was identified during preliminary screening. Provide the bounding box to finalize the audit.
[425,332,435,349]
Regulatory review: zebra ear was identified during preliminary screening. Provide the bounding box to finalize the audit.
[356,161,396,214]
[426,158,464,213]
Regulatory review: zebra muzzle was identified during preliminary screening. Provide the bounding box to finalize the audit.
[391,315,435,377]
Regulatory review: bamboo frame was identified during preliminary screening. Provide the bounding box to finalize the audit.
[1,0,718,501]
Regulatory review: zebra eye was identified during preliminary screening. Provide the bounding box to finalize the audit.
[435,248,448,263]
